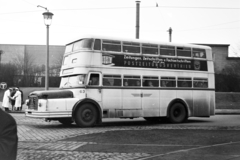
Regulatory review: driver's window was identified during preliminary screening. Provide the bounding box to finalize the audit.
[89,74,100,85]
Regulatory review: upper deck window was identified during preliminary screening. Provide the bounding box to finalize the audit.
[65,44,73,53]
[160,45,175,56]
[177,47,191,57]
[123,42,140,53]
[102,40,121,52]
[73,39,93,51]
[94,39,101,50]
[142,44,158,55]
[193,48,206,58]
[60,74,86,88]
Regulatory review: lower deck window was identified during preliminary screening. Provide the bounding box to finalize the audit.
[193,78,208,88]
[143,76,159,87]
[124,75,141,86]
[161,77,176,87]
[103,75,122,86]
[177,78,192,88]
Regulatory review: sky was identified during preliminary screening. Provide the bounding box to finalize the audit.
[0,0,240,55]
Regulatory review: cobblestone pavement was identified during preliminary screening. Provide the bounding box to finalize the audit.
[13,114,240,160]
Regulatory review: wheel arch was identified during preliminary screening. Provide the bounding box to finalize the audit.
[72,98,102,124]
[167,98,190,118]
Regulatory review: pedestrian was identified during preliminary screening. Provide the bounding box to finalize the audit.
[2,88,12,112]
[10,88,16,111]
[18,87,23,111]
[0,109,18,160]
[11,88,22,111]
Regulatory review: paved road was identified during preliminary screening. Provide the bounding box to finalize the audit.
[12,114,240,159]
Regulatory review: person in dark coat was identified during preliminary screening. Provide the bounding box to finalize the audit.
[10,88,16,111]
[0,109,18,160]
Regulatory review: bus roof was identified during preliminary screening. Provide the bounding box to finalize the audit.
[66,34,211,50]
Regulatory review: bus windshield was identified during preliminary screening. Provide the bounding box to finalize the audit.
[65,39,93,53]
[60,74,86,88]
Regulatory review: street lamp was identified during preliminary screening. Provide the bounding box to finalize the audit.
[42,11,53,90]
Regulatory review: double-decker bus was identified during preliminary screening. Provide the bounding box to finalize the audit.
[25,35,215,127]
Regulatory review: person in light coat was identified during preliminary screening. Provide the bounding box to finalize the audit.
[11,88,22,111]
[2,88,12,111]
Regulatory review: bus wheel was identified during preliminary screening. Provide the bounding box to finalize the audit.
[169,103,187,123]
[75,103,98,127]
[58,118,73,126]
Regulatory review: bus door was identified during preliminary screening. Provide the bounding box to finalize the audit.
[141,78,160,117]
[122,76,142,117]
[86,73,102,103]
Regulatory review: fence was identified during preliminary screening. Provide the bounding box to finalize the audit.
[0,75,61,88]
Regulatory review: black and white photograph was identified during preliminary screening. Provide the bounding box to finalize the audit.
[0,0,240,159]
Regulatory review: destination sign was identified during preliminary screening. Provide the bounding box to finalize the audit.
[102,54,208,71]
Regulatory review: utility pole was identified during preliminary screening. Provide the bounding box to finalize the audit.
[136,1,140,39]
[167,27,172,42]
[0,50,3,68]
[0,50,3,80]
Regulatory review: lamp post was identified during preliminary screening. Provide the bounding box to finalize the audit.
[167,27,172,42]
[42,11,53,90]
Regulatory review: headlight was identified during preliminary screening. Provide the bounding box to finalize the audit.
[25,99,29,105]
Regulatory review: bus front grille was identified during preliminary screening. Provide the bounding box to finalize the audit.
[28,96,38,110]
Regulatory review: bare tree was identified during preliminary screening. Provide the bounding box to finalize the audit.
[11,52,36,86]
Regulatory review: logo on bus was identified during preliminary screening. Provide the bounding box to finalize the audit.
[102,54,115,65]
[194,61,201,70]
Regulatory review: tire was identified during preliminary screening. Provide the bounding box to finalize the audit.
[58,118,73,126]
[169,103,187,123]
[74,103,98,127]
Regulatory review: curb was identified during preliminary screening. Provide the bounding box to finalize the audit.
[215,109,240,115]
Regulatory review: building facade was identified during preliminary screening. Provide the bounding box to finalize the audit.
[0,44,65,87]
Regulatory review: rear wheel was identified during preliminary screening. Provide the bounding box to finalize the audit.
[74,103,98,127]
[169,103,187,123]
[58,118,73,125]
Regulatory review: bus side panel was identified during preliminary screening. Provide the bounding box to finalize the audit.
[66,98,80,111]
[142,90,160,117]
[159,90,177,116]
[47,99,66,111]
[102,89,122,118]
[207,61,214,73]
[177,90,193,116]
[208,73,215,89]
[193,91,210,117]
[122,89,142,117]
[209,91,215,115]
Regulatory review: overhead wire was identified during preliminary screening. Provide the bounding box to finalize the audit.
[0,4,239,34]
[1,4,240,15]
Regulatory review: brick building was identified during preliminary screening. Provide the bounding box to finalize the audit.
[197,44,239,73]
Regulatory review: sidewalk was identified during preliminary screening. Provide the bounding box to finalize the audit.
[0,102,27,113]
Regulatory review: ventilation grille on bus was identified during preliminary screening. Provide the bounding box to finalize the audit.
[28,95,38,110]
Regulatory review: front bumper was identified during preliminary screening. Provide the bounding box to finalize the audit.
[25,110,72,118]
